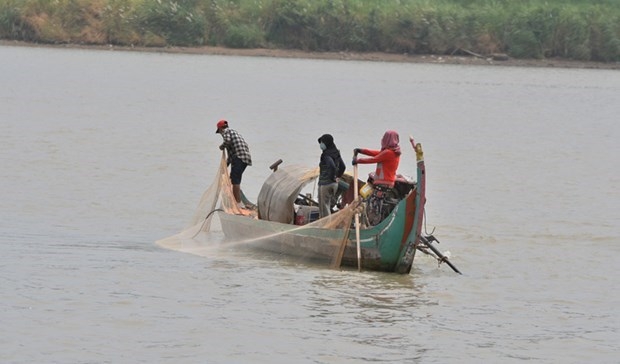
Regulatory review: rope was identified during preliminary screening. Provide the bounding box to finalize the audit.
[422,209,436,237]
[191,208,225,239]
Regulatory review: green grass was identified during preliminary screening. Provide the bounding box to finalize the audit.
[1,0,619,61]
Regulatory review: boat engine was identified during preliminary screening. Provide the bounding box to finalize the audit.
[365,185,399,226]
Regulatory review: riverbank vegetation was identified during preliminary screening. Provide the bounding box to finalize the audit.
[1,0,619,62]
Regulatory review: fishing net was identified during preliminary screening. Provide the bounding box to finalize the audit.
[157,152,360,267]
[155,153,228,251]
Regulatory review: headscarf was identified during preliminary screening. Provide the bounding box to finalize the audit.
[318,134,335,149]
[381,130,401,156]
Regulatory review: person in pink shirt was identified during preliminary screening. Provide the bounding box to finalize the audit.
[352,130,402,188]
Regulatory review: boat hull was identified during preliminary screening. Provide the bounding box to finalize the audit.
[219,187,420,273]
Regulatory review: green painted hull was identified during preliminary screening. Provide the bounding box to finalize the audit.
[219,154,427,274]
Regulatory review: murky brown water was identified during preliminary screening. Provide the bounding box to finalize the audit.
[1,45,618,363]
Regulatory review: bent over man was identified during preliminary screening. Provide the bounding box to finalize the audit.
[216,119,252,208]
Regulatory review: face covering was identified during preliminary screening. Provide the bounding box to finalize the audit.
[320,142,327,151]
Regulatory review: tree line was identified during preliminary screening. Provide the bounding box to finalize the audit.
[1,0,619,62]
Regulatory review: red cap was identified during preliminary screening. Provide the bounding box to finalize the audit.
[215,120,228,133]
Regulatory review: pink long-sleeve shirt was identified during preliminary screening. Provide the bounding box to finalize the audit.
[356,148,400,187]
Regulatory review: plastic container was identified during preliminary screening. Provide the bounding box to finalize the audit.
[359,183,374,199]
[295,208,306,225]
[295,205,320,225]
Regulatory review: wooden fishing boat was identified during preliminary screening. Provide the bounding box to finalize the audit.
[217,138,429,274]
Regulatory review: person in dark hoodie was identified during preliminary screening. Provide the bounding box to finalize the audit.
[317,134,346,218]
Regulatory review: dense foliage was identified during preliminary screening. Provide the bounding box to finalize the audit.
[1,0,619,62]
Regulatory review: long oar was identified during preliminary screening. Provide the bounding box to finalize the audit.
[353,162,362,271]
[330,218,351,269]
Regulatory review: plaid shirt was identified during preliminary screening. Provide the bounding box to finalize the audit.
[221,128,252,165]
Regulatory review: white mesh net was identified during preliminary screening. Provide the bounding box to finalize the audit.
[157,152,359,267]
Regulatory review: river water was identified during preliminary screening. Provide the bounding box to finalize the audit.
[1,45,618,363]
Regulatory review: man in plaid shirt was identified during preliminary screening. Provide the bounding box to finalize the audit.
[216,120,252,207]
